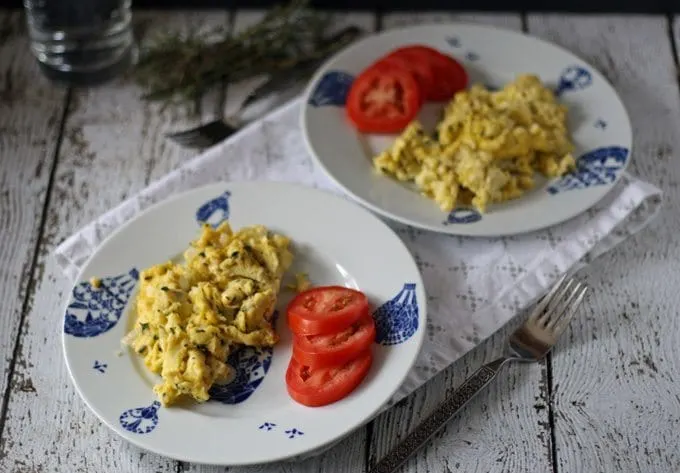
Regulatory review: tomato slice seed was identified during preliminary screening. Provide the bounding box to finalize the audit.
[292,313,376,368]
[287,286,370,336]
[346,65,422,134]
[286,350,373,407]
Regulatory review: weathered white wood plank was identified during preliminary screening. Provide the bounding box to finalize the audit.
[0,11,230,473]
[368,12,554,473]
[0,9,65,428]
[183,10,377,473]
[382,11,522,30]
[528,14,680,472]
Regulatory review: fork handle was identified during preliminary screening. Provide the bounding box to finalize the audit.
[369,357,508,473]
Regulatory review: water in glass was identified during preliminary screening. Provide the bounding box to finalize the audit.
[23,0,134,85]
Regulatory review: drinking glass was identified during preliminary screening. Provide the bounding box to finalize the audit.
[23,0,135,85]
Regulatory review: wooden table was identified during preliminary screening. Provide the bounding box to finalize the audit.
[1,8,679,473]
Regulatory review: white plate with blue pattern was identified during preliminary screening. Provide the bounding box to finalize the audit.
[62,181,426,465]
[301,23,633,236]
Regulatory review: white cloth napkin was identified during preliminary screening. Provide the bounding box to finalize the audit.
[54,98,661,407]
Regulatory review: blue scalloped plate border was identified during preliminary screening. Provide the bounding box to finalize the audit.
[300,22,633,237]
[61,181,427,466]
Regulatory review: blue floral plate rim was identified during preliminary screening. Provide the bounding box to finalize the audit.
[300,22,633,237]
[61,181,427,466]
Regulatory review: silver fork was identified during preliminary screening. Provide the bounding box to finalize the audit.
[370,275,589,473]
[164,71,308,150]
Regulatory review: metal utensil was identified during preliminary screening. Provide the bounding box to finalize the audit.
[370,275,589,473]
[166,26,363,149]
[164,67,314,149]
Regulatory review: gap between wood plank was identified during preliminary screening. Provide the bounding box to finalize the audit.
[0,87,72,439]
[521,11,557,473]
[545,353,558,473]
[517,15,560,473]
[510,13,563,472]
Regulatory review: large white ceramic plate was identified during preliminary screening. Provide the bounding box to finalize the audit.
[62,182,426,465]
[301,23,633,236]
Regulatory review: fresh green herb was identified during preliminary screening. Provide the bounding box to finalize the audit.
[140,322,150,331]
[199,252,206,257]
[230,251,239,258]
[169,327,176,335]
[160,286,169,292]
[132,0,362,110]
[137,346,147,354]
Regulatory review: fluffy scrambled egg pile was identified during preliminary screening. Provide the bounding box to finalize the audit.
[124,222,293,406]
[373,74,576,213]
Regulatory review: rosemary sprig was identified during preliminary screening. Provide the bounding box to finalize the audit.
[133,0,358,107]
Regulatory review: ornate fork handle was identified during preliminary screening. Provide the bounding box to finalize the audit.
[370,357,508,473]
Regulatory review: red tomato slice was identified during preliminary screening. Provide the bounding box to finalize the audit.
[346,65,422,134]
[368,61,426,108]
[286,349,373,407]
[387,45,468,101]
[431,51,469,99]
[377,54,435,100]
[293,313,376,368]
[287,286,370,336]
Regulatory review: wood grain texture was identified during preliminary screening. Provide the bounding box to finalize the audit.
[0,9,66,431]
[367,12,555,473]
[2,9,678,473]
[0,11,230,473]
[182,10,378,473]
[527,14,680,472]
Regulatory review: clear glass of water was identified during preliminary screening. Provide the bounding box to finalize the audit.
[23,0,135,85]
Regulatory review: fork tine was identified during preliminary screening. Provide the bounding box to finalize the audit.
[537,278,576,325]
[527,273,569,323]
[545,281,582,327]
[171,135,211,148]
[167,120,239,149]
[168,132,214,149]
[166,132,200,144]
[549,285,589,335]
[166,128,204,140]
[168,130,201,141]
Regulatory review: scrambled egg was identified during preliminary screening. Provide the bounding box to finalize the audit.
[286,272,312,293]
[124,222,293,406]
[373,74,576,213]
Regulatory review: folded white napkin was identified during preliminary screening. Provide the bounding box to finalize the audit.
[54,98,661,407]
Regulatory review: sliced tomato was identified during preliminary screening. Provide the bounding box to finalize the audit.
[287,286,369,336]
[293,313,376,368]
[346,64,422,134]
[431,51,468,98]
[377,54,435,100]
[286,349,373,407]
[387,45,468,101]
